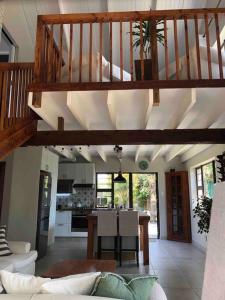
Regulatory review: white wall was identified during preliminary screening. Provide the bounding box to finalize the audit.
[4,147,42,249]
[1,0,60,61]
[1,146,59,249]
[184,144,225,252]
[93,155,185,239]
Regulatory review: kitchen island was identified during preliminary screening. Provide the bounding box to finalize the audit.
[87,213,150,265]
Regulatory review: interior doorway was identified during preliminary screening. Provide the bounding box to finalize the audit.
[132,173,159,239]
[0,27,16,62]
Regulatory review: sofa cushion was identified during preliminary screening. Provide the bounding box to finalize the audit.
[150,282,167,300]
[8,242,31,255]
[0,226,12,257]
[0,261,14,272]
[0,295,120,300]
[40,272,101,295]
[92,272,157,300]
[0,270,50,294]
[0,296,32,300]
[0,251,37,271]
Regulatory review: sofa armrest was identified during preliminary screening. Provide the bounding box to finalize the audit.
[8,241,31,254]
[149,282,167,300]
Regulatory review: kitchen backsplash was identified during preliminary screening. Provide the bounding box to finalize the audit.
[57,187,96,208]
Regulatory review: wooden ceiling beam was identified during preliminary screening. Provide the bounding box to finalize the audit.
[28,80,225,93]
[26,129,225,146]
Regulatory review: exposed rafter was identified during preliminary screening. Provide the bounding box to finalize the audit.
[49,146,75,160]
[134,90,153,162]
[150,88,197,162]
[76,146,92,162]
[66,92,106,161]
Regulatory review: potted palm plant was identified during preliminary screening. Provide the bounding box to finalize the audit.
[132,18,165,80]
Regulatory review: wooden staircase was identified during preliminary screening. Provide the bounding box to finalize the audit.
[0,63,37,160]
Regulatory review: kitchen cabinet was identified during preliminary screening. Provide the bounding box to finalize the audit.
[55,211,72,237]
[58,163,95,185]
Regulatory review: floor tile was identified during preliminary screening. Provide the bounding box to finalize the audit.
[155,269,191,288]
[36,237,206,299]
[164,288,200,300]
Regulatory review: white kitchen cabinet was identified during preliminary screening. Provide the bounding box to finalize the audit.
[56,211,71,223]
[55,211,72,237]
[58,163,95,184]
[55,223,71,236]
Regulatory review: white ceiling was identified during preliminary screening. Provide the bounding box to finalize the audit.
[4,0,225,163]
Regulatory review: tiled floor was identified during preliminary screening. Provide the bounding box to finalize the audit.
[36,238,205,300]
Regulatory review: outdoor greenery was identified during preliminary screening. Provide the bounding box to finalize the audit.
[202,163,215,198]
[114,174,129,208]
[114,174,156,213]
[193,196,212,235]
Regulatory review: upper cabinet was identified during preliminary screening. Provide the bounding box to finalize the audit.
[58,163,95,185]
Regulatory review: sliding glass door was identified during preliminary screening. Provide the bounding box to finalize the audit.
[132,173,158,238]
[96,172,159,238]
[114,173,129,208]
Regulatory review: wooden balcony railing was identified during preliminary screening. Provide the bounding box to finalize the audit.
[30,8,225,97]
[0,63,34,130]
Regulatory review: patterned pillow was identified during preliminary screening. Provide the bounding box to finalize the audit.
[0,226,12,256]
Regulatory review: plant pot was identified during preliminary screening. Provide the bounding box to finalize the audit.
[135,59,152,80]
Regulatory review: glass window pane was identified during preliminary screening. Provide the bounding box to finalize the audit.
[114,173,129,208]
[97,173,112,189]
[197,188,203,198]
[96,191,112,208]
[202,163,215,198]
[132,174,157,213]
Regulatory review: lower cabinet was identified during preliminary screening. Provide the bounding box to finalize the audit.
[55,211,71,237]
[55,223,71,236]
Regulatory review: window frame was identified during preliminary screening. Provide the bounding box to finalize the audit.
[195,160,216,199]
[96,172,158,209]
[96,172,114,207]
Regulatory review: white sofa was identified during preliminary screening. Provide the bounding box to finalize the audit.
[0,241,37,275]
[0,282,167,299]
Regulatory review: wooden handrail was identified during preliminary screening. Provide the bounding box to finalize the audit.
[39,8,225,24]
[0,63,34,71]
[31,8,225,105]
[0,62,35,131]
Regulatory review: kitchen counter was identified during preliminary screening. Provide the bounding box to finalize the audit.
[56,208,93,211]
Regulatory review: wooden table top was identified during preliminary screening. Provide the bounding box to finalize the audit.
[42,259,116,279]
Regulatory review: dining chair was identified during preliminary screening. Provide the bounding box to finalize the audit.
[118,210,139,266]
[97,210,118,260]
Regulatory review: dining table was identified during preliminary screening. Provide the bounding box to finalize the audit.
[87,212,150,265]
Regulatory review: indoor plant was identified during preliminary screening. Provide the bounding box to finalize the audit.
[132,17,165,80]
[193,196,212,236]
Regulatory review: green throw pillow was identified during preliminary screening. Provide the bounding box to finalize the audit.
[91,272,157,300]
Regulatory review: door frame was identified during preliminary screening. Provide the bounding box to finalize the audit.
[0,162,6,222]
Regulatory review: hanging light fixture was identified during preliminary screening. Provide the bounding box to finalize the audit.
[113,145,126,183]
